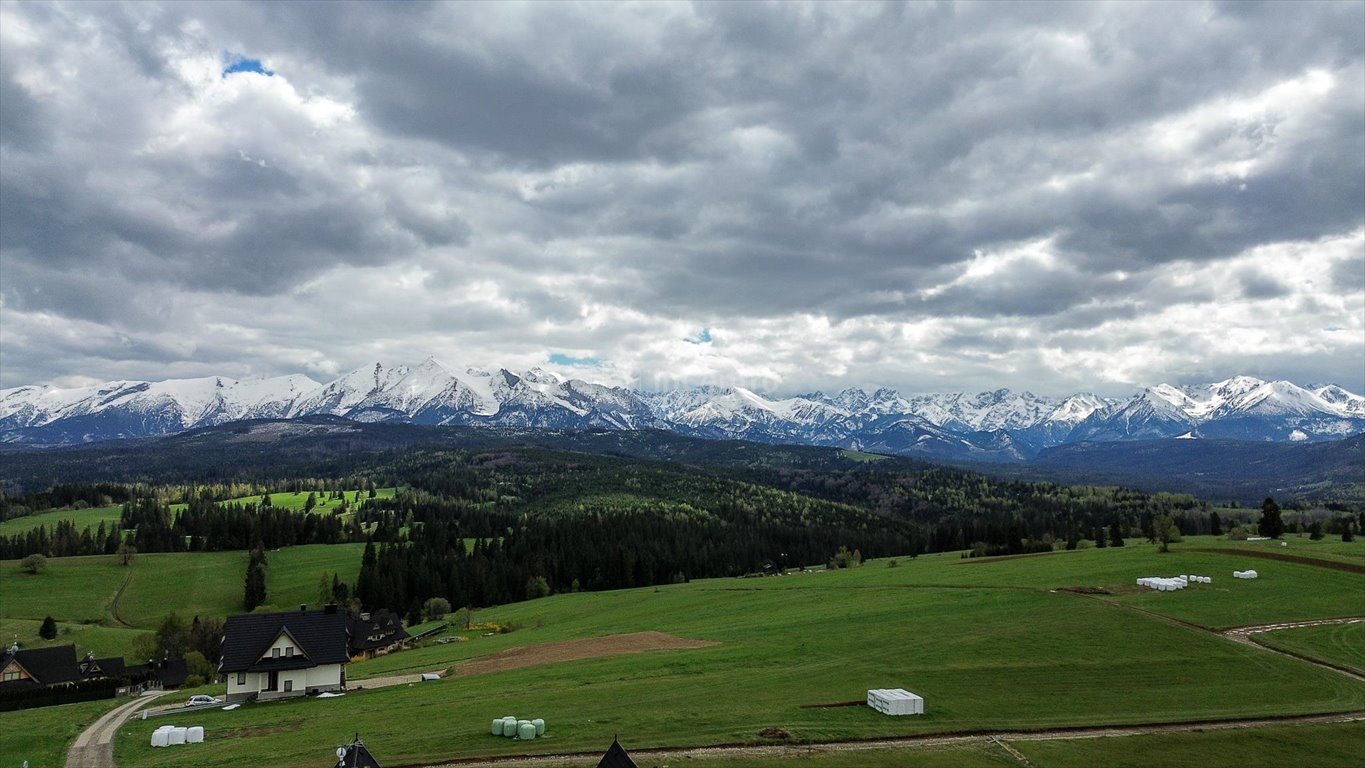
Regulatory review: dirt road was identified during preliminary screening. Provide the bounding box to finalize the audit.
[65,691,165,768]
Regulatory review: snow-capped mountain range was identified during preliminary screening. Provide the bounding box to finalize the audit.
[2,362,1362,461]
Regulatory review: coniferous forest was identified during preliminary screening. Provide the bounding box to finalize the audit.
[3,422,1361,620]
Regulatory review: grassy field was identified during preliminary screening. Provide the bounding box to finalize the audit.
[0,697,125,768]
[1014,720,1365,768]
[108,537,1365,768]
[0,617,148,660]
[0,504,124,537]
[1254,622,1365,675]
[0,544,366,658]
[169,487,397,516]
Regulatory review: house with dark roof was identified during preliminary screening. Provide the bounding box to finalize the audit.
[347,610,408,660]
[0,644,130,693]
[220,605,349,703]
[0,644,83,691]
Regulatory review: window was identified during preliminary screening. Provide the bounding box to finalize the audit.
[237,672,245,685]
[2,670,20,682]
[285,646,294,658]
[283,680,293,692]
[272,648,280,658]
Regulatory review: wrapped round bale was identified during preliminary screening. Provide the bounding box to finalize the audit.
[151,729,170,748]
[533,718,545,736]
[518,722,536,740]
[168,727,187,746]
[502,719,518,737]
[187,726,204,744]
[491,719,503,736]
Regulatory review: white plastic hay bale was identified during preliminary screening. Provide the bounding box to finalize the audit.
[168,727,187,746]
[151,730,170,748]
[186,726,204,744]
[491,719,504,736]
[1246,570,1257,579]
[533,718,545,736]
[517,722,536,740]
[501,719,518,737]
[420,673,440,681]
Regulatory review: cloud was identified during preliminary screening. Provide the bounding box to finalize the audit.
[1,1,1361,397]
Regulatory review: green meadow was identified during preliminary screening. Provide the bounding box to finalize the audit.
[0,544,366,658]
[0,505,125,537]
[1254,622,1365,676]
[0,698,125,768]
[104,537,1364,768]
[168,487,397,516]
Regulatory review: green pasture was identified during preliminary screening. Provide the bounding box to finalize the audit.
[114,543,1365,768]
[1192,533,1365,565]
[169,487,396,516]
[0,505,124,537]
[0,697,125,768]
[0,617,148,660]
[1254,622,1365,676]
[1014,720,1365,768]
[1,544,366,633]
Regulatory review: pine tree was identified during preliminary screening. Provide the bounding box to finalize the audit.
[1258,497,1284,539]
[1209,512,1223,537]
[39,615,57,640]
[243,545,268,611]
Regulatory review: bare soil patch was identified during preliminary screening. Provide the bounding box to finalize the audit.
[451,631,717,679]
[1187,547,1365,574]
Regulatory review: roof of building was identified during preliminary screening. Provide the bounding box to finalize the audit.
[596,737,639,768]
[0,645,82,688]
[337,734,382,768]
[80,655,127,680]
[347,610,409,653]
[219,607,349,674]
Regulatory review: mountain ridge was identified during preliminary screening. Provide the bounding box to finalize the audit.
[3,362,1362,459]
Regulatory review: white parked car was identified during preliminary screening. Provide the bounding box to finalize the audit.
[185,695,222,707]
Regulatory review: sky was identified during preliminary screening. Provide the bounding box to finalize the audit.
[1,1,1362,398]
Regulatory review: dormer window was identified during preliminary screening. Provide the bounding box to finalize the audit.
[272,648,280,658]
[285,646,294,657]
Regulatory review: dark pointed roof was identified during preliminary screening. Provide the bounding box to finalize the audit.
[336,734,382,768]
[347,610,409,653]
[596,737,639,768]
[220,607,349,674]
[0,645,81,688]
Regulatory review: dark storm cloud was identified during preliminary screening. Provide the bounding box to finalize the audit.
[1,0,1361,393]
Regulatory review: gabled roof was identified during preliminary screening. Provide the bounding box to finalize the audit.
[0,645,81,687]
[337,734,382,768]
[219,608,349,673]
[596,737,639,768]
[347,610,409,652]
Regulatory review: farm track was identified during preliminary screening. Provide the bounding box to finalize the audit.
[1072,589,1365,682]
[1225,617,1365,682]
[1186,547,1365,574]
[65,691,165,768]
[414,711,1365,767]
[108,569,134,628]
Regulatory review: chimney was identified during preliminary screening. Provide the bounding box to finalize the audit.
[324,603,338,614]
[300,604,307,612]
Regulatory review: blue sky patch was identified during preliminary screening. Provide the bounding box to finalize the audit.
[223,53,274,78]
[548,353,602,367]
[684,328,713,344]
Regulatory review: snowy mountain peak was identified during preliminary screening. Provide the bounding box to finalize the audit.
[2,369,1361,456]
